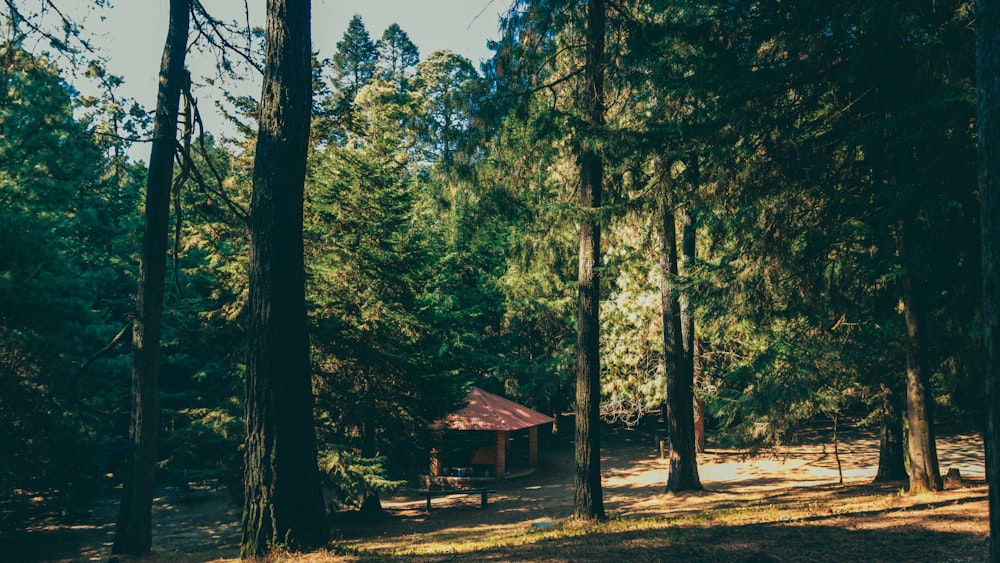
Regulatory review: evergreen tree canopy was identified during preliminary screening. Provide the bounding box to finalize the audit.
[331,14,378,105]
[376,23,419,89]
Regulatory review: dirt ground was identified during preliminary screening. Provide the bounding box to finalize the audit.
[5,423,989,562]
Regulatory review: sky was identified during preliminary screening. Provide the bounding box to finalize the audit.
[72,0,509,137]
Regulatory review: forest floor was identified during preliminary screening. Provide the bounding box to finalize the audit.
[6,422,989,562]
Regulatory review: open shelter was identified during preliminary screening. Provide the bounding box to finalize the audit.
[429,387,554,478]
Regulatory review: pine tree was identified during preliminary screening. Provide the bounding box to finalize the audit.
[412,50,479,166]
[0,38,137,516]
[376,23,418,89]
[331,14,377,105]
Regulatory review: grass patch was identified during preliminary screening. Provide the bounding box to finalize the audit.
[339,484,988,562]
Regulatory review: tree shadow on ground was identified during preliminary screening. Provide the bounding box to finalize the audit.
[4,485,241,562]
[462,520,986,562]
[8,423,987,561]
[343,425,987,562]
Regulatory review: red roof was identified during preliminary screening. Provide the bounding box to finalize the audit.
[430,387,555,431]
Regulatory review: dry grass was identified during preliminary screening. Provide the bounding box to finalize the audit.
[323,426,988,562]
[332,482,987,562]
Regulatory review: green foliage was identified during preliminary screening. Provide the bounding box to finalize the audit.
[0,42,139,503]
[158,403,242,493]
[331,14,378,104]
[600,211,666,421]
[683,0,978,447]
[3,0,983,516]
[701,316,863,449]
[481,0,979,451]
[317,447,406,508]
[308,65,467,481]
[411,50,481,165]
[473,120,578,412]
[376,23,419,89]
[155,131,249,494]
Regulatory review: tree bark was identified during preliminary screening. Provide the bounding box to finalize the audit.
[873,382,908,482]
[112,0,189,555]
[976,0,1000,556]
[573,0,605,521]
[680,156,705,455]
[680,208,696,362]
[661,193,702,493]
[679,160,697,369]
[897,219,942,493]
[693,340,706,453]
[241,0,328,557]
[359,419,383,515]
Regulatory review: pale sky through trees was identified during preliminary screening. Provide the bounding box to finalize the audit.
[72,0,507,137]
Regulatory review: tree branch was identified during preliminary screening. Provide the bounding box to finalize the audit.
[76,322,132,376]
[191,0,264,75]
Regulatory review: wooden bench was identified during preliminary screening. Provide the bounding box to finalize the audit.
[421,488,497,512]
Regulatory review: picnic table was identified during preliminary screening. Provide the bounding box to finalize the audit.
[420,488,497,512]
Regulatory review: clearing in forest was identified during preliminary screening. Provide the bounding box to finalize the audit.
[8,423,987,562]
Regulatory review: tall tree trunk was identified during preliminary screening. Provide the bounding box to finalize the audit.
[693,339,706,453]
[873,382,908,482]
[661,190,701,493]
[897,219,942,493]
[975,0,1000,556]
[359,418,383,515]
[573,0,605,521]
[241,0,328,557]
[679,159,697,369]
[680,208,696,359]
[680,155,705,455]
[112,0,189,555]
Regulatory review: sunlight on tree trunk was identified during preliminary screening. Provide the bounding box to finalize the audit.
[693,339,706,454]
[898,219,942,494]
[676,156,704,482]
[573,0,606,521]
[681,204,702,455]
[660,181,701,494]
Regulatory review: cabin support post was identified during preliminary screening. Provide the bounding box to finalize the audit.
[529,426,539,467]
[496,430,507,477]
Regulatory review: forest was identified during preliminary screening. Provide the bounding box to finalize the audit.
[3,0,1000,560]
